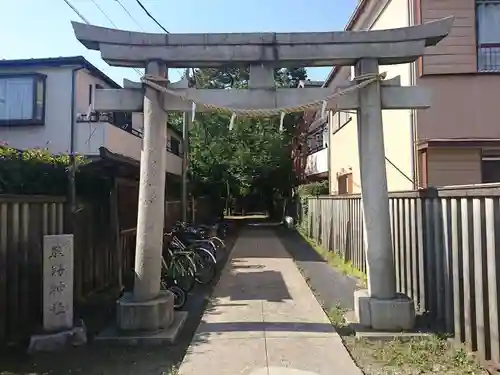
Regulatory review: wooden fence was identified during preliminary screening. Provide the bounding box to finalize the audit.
[302,184,500,364]
[73,197,118,302]
[0,195,65,343]
[165,200,182,230]
[0,192,207,345]
[118,201,184,286]
[119,199,206,281]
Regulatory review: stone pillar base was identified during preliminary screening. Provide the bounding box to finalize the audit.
[117,291,174,331]
[354,289,416,331]
[28,319,87,353]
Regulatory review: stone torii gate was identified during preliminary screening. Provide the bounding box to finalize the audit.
[72,17,453,334]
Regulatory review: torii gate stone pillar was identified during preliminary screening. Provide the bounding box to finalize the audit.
[133,61,168,300]
[118,61,174,332]
[71,16,453,335]
[354,58,414,330]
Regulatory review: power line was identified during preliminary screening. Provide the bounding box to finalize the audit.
[62,0,90,24]
[115,0,144,31]
[88,1,144,76]
[63,0,190,83]
[133,0,196,87]
[90,0,117,27]
[62,0,142,77]
[135,0,169,33]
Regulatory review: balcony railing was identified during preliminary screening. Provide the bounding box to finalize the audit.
[306,122,328,155]
[305,148,328,175]
[478,43,500,72]
[77,111,182,157]
[77,111,138,133]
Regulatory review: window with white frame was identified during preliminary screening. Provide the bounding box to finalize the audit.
[476,0,500,72]
[0,74,46,125]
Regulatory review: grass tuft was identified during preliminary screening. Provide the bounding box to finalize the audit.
[326,303,348,328]
[344,335,485,375]
[163,365,179,375]
[297,227,367,285]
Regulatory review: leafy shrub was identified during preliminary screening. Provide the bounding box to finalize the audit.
[293,181,328,227]
[0,143,87,195]
[297,180,329,197]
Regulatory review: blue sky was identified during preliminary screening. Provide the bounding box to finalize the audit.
[0,0,358,85]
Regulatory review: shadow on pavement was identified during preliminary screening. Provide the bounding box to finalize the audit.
[275,226,360,312]
[212,270,292,302]
[194,321,335,334]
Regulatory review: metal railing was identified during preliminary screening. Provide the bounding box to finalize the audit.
[306,122,328,155]
[478,44,500,72]
[77,111,182,157]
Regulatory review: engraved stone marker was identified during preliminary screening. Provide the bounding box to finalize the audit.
[43,234,74,332]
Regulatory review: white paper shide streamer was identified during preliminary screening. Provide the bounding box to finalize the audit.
[229,113,236,130]
[191,102,197,122]
[321,100,327,119]
[279,112,285,132]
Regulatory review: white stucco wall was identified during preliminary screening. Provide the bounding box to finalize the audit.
[0,66,117,155]
[75,69,117,115]
[0,64,182,175]
[329,0,414,194]
[73,69,139,160]
[0,67,73,153]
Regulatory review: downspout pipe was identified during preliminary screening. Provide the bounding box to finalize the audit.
[408,0,418,189]
[69,67,83,231]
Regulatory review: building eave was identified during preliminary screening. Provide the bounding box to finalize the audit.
[417,138,500,150]
[0,56,121,89]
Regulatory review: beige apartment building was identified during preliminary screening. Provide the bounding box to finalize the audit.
[327,0,500,194]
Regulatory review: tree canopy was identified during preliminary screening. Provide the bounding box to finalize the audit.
[182,67,307,215]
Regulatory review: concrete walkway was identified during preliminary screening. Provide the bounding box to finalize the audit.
[178,226,362,375]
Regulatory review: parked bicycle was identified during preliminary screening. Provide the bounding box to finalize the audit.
[160,253,193,310]
[120,253,191,311]
[163,231,217,286]
[173,221,226,260]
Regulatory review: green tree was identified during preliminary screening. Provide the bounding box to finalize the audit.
[187,66,307,216]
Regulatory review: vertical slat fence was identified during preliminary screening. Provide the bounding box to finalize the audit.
[0,195,65,344]
[302,184,500,364]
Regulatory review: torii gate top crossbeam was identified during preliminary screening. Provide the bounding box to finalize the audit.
[72,17,453,68]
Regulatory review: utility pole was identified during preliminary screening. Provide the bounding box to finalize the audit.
[181,68,191,222]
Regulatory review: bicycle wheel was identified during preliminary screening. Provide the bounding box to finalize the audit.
[199,239,217,256]
[193,246,217,285]
[211,236,226,249]
[168,285,187,310]
[171,254,196,292]
[211,237,226,259]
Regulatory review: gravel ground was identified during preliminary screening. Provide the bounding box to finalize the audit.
[0,227,238,375]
